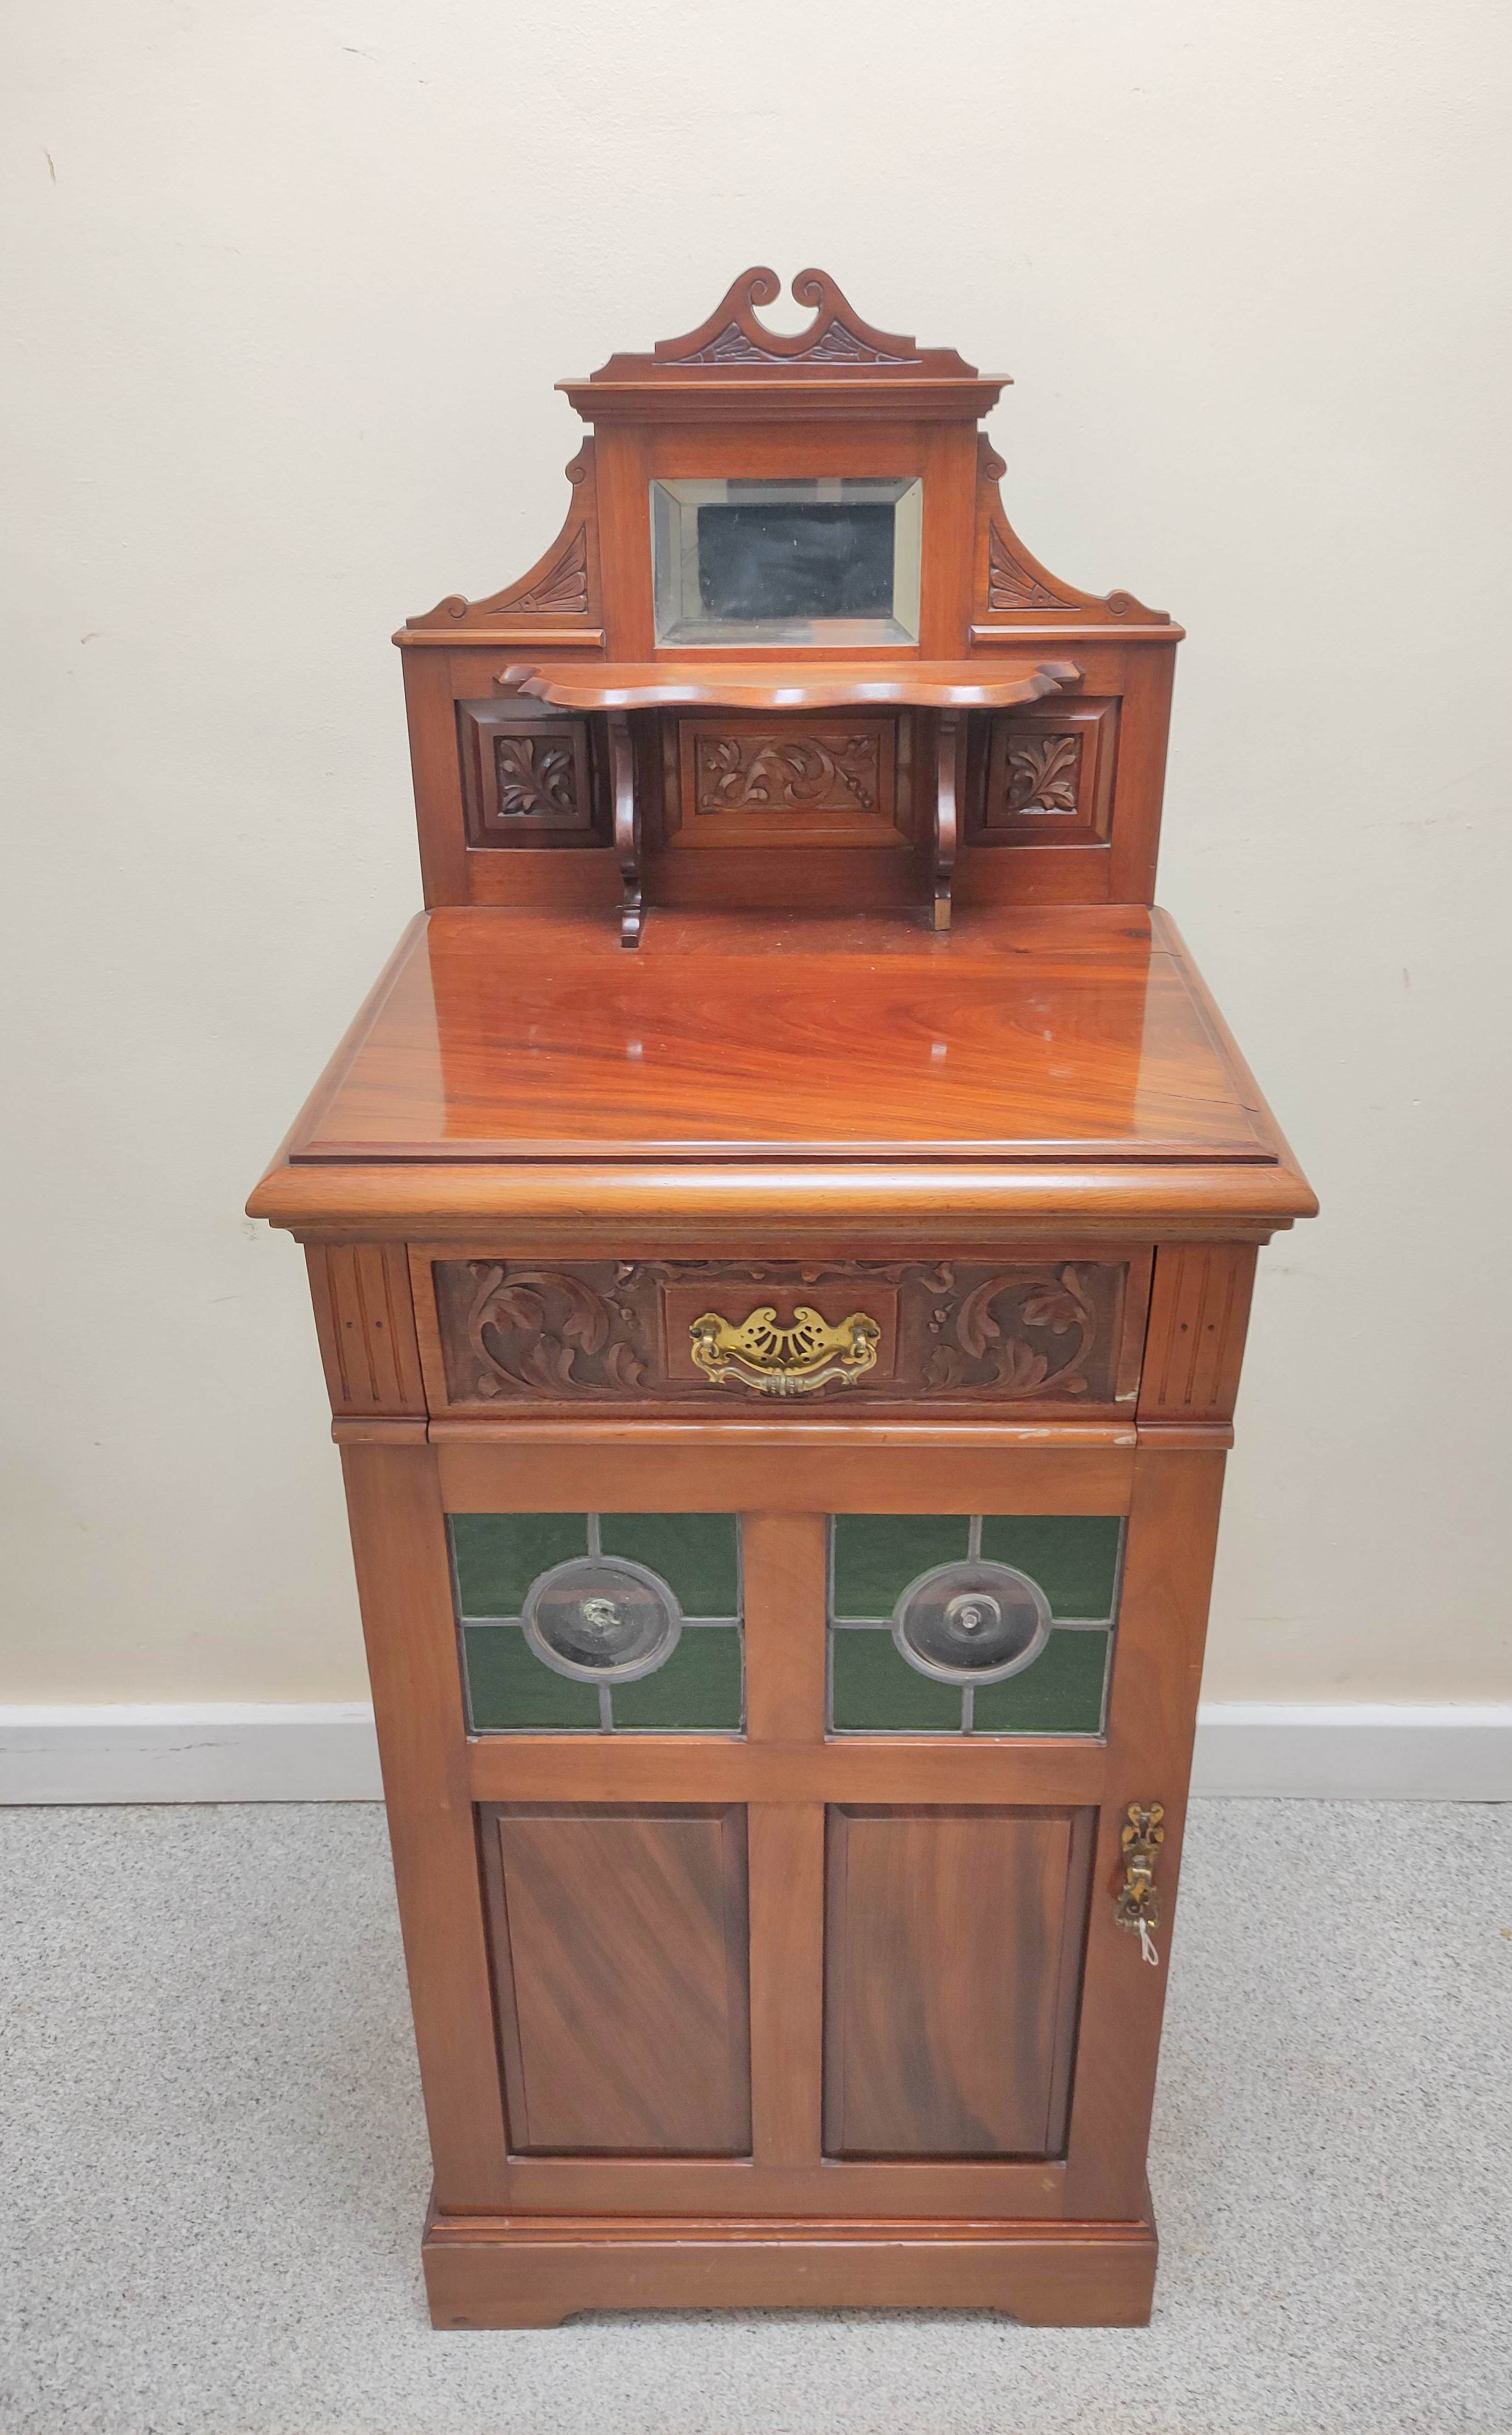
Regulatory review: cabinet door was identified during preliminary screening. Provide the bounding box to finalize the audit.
[824,1805,1095,2157]
[481,1803,751,2155]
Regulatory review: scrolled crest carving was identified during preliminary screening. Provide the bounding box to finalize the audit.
[659,267,923,367]
[585,267,984,382]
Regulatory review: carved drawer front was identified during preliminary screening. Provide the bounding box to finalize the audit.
[415,1254,1151,1417]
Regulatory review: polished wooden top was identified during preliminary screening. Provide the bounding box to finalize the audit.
[250,906,1313,1238]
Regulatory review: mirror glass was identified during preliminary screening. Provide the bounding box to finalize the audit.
[651,477,922,646]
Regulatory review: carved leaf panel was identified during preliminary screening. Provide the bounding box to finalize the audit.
[975,702,1119,846]
[457,705,602,846]
[695,733,882,815]
[670,717,907,850]
[1007,733,1081,816]
[495,735,580,820]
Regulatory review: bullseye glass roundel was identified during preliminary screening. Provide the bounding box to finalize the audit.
[892,1560,1051,1685]
[522,1555,682,1683]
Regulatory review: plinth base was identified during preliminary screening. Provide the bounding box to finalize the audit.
[423,2201,1158,2329]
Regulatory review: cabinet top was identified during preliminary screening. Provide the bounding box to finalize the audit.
[248,904,1314,1239]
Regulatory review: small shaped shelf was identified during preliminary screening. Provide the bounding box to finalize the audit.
[497,657,1081,711]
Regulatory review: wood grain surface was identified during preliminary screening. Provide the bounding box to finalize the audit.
[271,905,1281,1164]
[482,1803,751,2155]
[824,1806,1094,2158]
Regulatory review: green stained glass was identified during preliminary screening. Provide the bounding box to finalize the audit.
[450,1513,586,1619]
[454,1513,744,1734]
[609,1627,743,1730]
[463,1619,743,1734]
[599,1513,740,1616]
[978,1516,1122,1620]
[970,1628,1110,1734]
[832,1514,970,1619]
[462,1624,601,1730]
[829,1622,1111,1736]
[830,1629,964,1732]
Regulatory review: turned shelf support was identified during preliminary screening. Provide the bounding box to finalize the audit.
[933,707,963,933]
[608,710,642,950]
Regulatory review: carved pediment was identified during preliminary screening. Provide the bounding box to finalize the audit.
[585,267,987,383]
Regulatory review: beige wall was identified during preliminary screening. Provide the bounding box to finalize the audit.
[4,2,1509,1707]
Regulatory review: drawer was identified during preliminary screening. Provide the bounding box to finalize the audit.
[412,1252,1152,1418]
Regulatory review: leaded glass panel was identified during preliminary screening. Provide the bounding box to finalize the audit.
[828,1513,1121,1736]
[452,1513,744,1735]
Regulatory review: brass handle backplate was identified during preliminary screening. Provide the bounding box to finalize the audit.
[1114,1802,1165,1934]
[689,1305,881,1398]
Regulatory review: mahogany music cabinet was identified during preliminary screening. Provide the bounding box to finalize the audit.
[248,269,1315,2328]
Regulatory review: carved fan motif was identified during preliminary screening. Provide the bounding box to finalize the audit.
[502,526,590,618]
[988,526,1081,615]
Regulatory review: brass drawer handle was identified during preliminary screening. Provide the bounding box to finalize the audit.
[1114,1802,1165,1966]
[689,1305,881,1398]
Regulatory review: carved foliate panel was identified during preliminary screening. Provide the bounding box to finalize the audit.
[423,1256,1147,1412]
[973,701,1119,846]
[458,703,604,847]
[669,716,907,850]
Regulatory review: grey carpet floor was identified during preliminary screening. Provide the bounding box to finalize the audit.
[1,1802,1508,2435]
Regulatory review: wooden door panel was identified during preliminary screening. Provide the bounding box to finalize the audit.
[481,1803,751,2156]
[824,1805,1094,2159]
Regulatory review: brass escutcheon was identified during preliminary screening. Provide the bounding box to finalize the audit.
[689,1305,881,1398]
[1113,1802,1165,1932]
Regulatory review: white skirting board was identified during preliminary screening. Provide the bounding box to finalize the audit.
[0,1701,1509,1804]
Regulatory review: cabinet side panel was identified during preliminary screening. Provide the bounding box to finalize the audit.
[484,1804,751,2156]
[824,1807,1093,2159]
[339,1443,511,2205]
[1063,1445,1226,2217]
